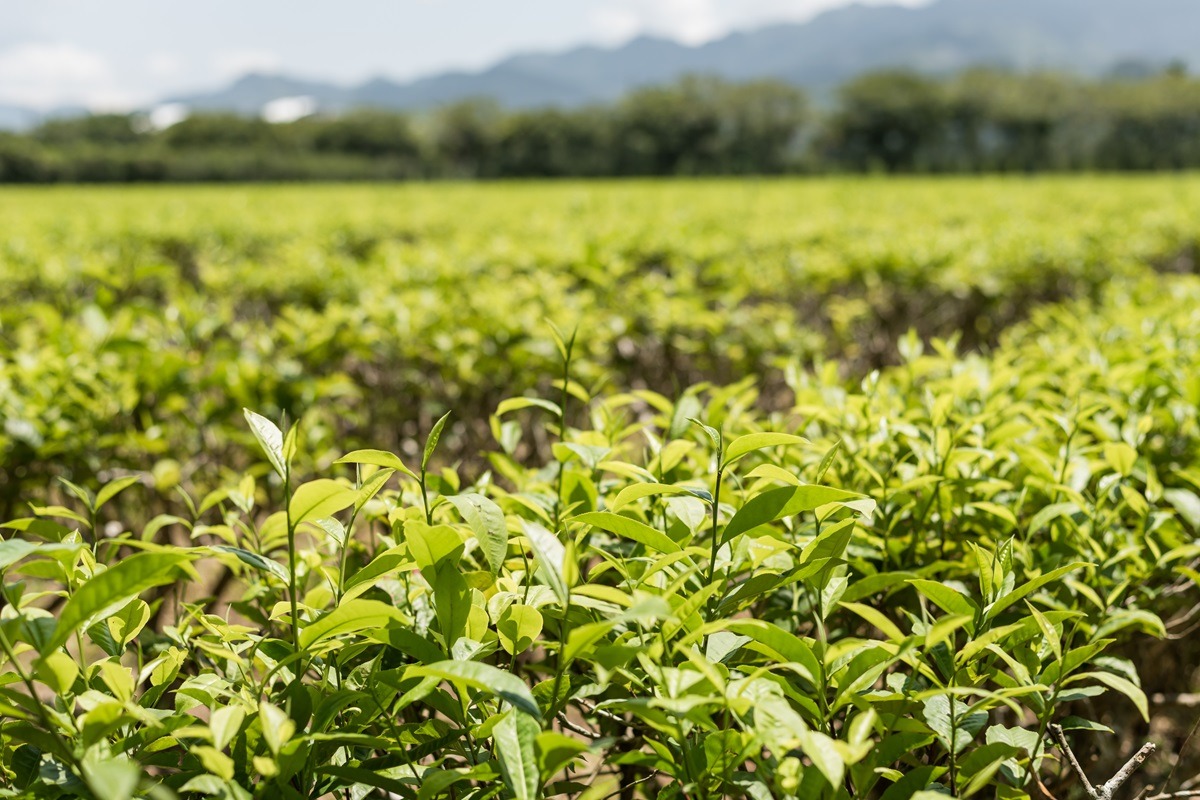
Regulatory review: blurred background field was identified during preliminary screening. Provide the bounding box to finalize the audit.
[4,176,1200,517]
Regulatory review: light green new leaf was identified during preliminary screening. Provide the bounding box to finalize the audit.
[289,479,357,526]
[521,520,569,606]
[210,705,246,751]
[409,660,540,718]
[609,482,690,512]
[723,485,874,544]
[909,579,979,619]
[82,758,140,800]
[724,432,808,464]
[0,539,40,571]
[496,397,561,417]
[497,605,543,655]
[984,562,1089,620]
[299,599,407,648]
[335,449,418,481]
[243,409,287,479]
[95,476,141,511]
[572,511,681,554]
[1103,442,1138,477]
[47,551,196,653]
[445,493,508,575]
[494,709,540,800]
[423,411,452,471]
[211,546,289,584]
[1068,670,1149,722]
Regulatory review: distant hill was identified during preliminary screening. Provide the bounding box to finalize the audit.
[5,0,1200,128]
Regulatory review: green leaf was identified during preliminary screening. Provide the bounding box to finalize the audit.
[689,418,722,454]
[909,579,979,619]
[404,522,465,579]
[984,562,1089,620]
[723,485,874,544]
[423,411,452,471]
[0,539,40,571]
[342,546,414,601]
[1165,488,1200,529]
[445,493,508,575]
[815,440,843,482]
[210,704,246,751]
[433,568,471,650]
[496,397,561,417]
[724,432,808,464]
[259,700,294,755]
[354,468,394,513]
[95,476,141,511]
[289,479,357,526]
[82,758,140,800]
[922,694,987,755]
[299,599,407,648]
[497,605,543,655]
[409,660,540,718]
[335,449,418,481]
[1068,670,1149,722]
[571,511,681,554]
[243,409,287,479]
[47,551,195,653]
[1103,442,1138,477]
[521,520,569,606]
[494,709,540,800]
[211,545,289,583]
[609,482,691,512]
[34,651,78,694]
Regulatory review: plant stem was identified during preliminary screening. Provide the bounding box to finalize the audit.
[550,585,572,717]
[705,466,725,614]
[284,462,299,651]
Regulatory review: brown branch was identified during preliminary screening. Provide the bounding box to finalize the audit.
[1049,723,1156,800]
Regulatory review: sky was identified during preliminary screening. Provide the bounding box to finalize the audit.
[0,0,925,110]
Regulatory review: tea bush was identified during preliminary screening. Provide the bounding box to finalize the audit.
[2,264,1199,798]
[5,178,1200,518]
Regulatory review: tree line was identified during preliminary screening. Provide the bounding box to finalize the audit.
[3,67,1200,182]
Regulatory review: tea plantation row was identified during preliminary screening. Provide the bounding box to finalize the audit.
[0,179,1198,798]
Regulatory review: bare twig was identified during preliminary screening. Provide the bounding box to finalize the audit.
[1049,723,1156,800]
[557,712,603,740]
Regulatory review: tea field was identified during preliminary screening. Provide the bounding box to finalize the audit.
[1,177,1199,799]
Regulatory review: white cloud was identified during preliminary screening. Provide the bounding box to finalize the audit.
[590,0,722,45]
[212,49,282,80]
[262,95,316,123]
[147,102,189,130]
[592,7,642,43]
[589,0,931,45]
[0,42,124,109]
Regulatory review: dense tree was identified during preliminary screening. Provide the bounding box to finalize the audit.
[8,68,1200,181]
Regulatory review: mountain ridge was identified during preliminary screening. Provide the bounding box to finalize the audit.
[5,0,1199,128]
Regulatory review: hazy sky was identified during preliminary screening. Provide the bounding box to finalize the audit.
[0,0,924,110]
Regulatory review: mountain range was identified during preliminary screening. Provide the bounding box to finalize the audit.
[6,0,1200,128]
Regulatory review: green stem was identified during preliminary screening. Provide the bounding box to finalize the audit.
[550,586,572,717]
[284,463,299,651]
[705,466,725,608]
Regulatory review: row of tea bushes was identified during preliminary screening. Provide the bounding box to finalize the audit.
[4,178,1200,516]
[1,273,1198,797]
